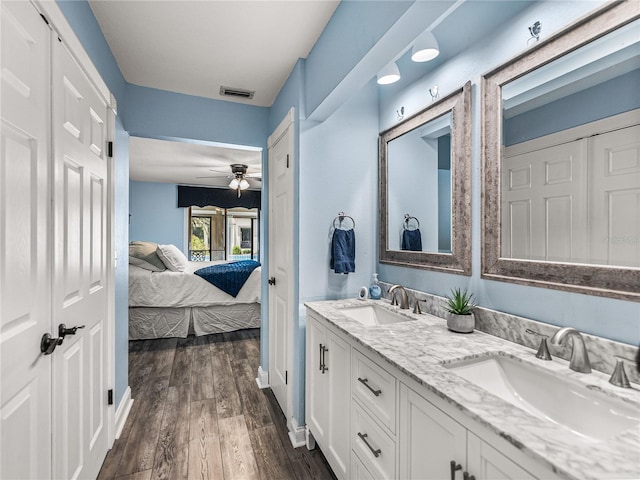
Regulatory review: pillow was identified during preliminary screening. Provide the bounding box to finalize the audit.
[129,241,166,272]
[157,244,188,272]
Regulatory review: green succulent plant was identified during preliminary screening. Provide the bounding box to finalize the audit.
[445,288,476,315]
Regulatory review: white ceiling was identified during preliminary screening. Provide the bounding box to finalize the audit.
[89,0,339,107]
[90,0,338,188]
[129,137,262,188]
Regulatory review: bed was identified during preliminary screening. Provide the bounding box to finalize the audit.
[129,259,261,340]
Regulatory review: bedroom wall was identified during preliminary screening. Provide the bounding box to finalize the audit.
[129,181,186,252]
[56,0,130,409]
[377,0,640,346]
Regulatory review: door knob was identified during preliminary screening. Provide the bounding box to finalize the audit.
[58,323,85,339]
[40,333,62,355]
[268,277,276,285]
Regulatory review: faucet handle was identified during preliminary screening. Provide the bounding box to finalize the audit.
[525,328,552,361]
[609,356,633,388]
[413,299,426,315]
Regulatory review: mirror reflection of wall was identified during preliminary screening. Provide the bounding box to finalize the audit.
[500,19,640,268]
[387,112,452,253]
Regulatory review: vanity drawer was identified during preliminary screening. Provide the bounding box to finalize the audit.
[352,401,396,480]
[352,348,397,434]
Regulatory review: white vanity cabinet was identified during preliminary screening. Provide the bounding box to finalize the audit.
[305,308,560,480]
[399,383,538,480]
[305,313,351,480]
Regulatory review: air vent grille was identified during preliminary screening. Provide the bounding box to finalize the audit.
[220,86,255,99]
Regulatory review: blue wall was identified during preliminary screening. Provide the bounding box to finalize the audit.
[129,181,186,251]
[377,0,640,346]
[504,69,640,145]
[56,0,130,408]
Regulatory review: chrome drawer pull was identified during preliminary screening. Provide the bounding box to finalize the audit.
[357,432,381,458]
[357,377,381,396]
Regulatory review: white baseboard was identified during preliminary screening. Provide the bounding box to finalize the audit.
[288,417,307,448]
[305,427,316,450]
[114,386,133,439]
[255,366,269,389]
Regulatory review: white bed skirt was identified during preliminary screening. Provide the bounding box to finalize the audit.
[129,304,261,340]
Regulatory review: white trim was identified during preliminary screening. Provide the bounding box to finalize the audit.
[287,417,307,448]
[114,387,133,439]
[305,427,316,451]
[267,107,295,148]
[255,366,269,389]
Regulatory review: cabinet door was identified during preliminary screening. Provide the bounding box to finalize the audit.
[306,316,327,444]
[399,384,466,480]
[467,433,537,480]
[326,328,351,479]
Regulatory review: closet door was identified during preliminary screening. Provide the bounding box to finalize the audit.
[51,38,110,480]
[0,2,52,479]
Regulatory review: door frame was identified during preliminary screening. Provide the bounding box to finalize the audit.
[34,0,117,447]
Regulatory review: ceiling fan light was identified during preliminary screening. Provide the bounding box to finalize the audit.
[377,61,401,85]
[411,31,439,62]
[229,178,239,189]
[239,178,250,190]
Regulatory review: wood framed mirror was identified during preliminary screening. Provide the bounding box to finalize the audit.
[482,2,640,300]
[379,81,471,275]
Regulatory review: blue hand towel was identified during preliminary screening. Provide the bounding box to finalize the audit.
[330,228,355,274]
[194,260,260,297]
[401,229,422,251]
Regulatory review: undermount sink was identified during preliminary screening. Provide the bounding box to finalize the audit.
[339,304,414,326]
[444,354,640,442]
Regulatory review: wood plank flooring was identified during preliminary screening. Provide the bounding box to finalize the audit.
[98,329,336,480]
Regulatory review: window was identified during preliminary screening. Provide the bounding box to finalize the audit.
[188,206,259,261]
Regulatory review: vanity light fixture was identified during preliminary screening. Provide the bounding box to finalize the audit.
[377,61,401,85]
[411,31,440,62]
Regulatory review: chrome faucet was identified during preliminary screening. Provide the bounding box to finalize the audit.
[550,327,592,373]
[388,285,409,309]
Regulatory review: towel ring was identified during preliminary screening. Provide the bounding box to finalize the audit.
[333,212,355,230]
[404,214,420,231]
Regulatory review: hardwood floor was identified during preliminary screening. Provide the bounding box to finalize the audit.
[98,329,337,480]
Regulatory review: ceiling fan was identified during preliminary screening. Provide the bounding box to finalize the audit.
[197,163,261,197]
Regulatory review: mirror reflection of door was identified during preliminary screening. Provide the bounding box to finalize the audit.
[500,19,640,268]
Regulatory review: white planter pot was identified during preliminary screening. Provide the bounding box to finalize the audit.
[445,312,475,333]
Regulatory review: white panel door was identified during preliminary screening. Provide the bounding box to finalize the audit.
[588,124,640,267]
[52,38,109,480]
[268,113,294,422]
[305,316,327,445]
[502,140,587,262]
[0,3,52,478]
[325,329,350,480]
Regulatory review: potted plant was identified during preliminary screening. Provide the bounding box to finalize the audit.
[444,288,476,333]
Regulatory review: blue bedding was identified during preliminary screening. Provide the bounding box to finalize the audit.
[194,260,260,297]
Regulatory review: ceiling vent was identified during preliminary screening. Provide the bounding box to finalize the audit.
[220,86,255,99]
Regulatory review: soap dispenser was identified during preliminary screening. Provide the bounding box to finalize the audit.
[369,273,382,300]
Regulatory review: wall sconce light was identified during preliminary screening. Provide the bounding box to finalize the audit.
[377,61,401,85]
[411,31,440,62]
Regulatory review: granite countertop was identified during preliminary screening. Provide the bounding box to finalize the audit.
[305,298,640,480]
